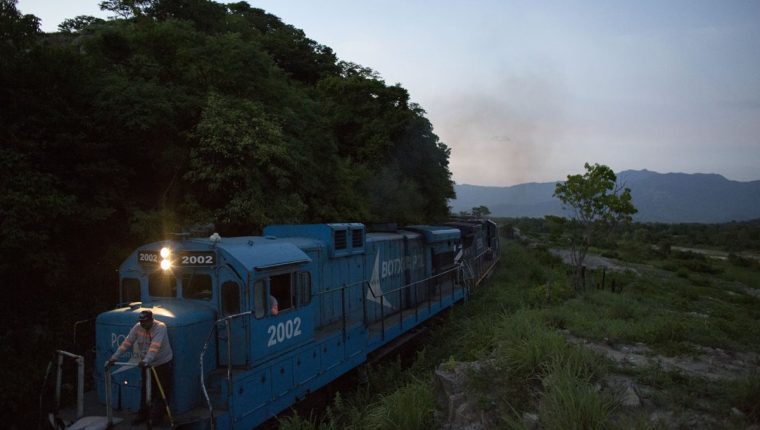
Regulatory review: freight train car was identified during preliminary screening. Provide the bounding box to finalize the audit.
[446,218,500,283]
[53,221,499,429]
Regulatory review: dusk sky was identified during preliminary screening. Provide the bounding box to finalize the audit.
[18,0,760,186]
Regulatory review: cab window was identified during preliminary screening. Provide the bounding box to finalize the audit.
[270,273,293,313]
[221,281,240,316]
[298,272,311,306]
[183,273,212,300]
[122,278,141,303]
[149,272,177,297]
[254,280,265,319]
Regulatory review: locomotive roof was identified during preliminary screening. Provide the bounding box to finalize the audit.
[445,221,484,233]
[128,235,316,272]
[404,225,461,242]
[214,236,313,271]
[365,230,420,241]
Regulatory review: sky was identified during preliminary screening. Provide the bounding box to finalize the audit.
[17,0,760,186]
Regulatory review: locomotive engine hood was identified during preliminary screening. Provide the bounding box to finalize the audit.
[95,301,217,414]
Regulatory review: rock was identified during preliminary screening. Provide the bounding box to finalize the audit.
[649,410,674,426]
[731,407,745,417]
[435,361,490,430]
[521,412,539,430]
[621,385,641,408]
[688,311,709,319]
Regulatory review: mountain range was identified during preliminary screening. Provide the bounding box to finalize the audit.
[450,170,760,223]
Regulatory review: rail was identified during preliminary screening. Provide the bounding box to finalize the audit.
[364,264,466,341]
[199,310,252,430]
[53,350,84,420]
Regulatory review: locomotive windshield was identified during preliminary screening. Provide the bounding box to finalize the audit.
[149,271,177,297]
[121,278,140,302]
[182,271,212,300]
[146,269,214,299]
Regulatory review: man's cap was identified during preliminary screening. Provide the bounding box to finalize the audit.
[138,310,153,321]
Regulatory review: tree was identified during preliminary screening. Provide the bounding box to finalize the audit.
[58,15,104,32]
[0,3,459,423]
[1,0,40,49]
[98,0,152,18]
[554,163,637,289]
[185,93,305,232]
[471,205,491,218]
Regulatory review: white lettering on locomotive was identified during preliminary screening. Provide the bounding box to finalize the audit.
[380,254,423,279]
[111,333,126,349]
[266,317,302,347]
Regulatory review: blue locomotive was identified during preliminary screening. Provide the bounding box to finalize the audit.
[59,220,498,429]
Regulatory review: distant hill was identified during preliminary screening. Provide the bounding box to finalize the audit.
[451,170,760,223]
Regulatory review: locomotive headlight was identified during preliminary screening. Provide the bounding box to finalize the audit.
[160,247,171,259]
[160,259,172,271]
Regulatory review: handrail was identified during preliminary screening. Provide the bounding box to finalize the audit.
[199,311,252,430]
[54,350,84,419]
[366,265,460,298]
[362,263,467,340]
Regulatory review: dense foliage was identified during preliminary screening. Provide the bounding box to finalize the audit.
[0,0,454,424]
[509,217,760,254]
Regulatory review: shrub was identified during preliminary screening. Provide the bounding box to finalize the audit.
[727,253,760,269]
[499,329,567,379]
[642,315,689,345]
[364,380,435,430]
[673,250,706,261]
[278,411,328,430]
[680,259,722,274]
[527,280,574,306]
[728,372,760,423]
[539,362,618,430]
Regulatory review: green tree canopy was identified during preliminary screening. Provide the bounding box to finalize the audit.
[0,1,456,424]
[554,163,637,288]
[472,205,491,218]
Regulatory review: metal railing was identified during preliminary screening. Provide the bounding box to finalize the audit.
[199,310,252,430]
[103,360,174,429]
[364,265,465,340]
[53,350,84,420]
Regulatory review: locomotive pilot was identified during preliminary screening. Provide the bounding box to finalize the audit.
[107,310,174,425]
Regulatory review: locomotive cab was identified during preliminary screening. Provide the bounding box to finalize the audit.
[96,234,318,419]
[96,238,231,415]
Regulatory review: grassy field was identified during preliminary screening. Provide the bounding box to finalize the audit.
[279,236,760,429]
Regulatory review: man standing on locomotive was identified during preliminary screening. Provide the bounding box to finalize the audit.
[107,310,173,425]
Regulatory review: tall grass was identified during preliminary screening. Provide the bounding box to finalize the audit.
[364,379,435,430]
[728,371,760,423]
[539,363,618,430]
[279,367,434,430]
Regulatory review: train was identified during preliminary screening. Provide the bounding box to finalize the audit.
[54,219,500,429]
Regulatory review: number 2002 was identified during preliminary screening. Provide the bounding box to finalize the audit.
[181,255,213,264]
[267,317,302,347]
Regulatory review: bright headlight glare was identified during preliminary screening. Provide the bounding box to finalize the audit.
[160,247,171,258]
[160,259,171,271]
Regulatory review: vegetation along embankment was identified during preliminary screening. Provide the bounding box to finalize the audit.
[2,0,454,426]
[278,221,760,429]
